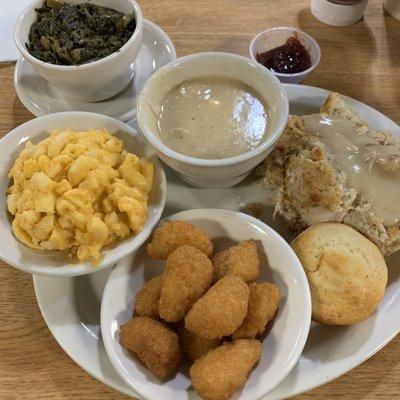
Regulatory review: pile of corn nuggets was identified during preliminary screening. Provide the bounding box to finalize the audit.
[120,220,281,400]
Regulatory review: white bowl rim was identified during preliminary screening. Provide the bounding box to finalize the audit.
[249,26,322,78]
[0,111,167,277]
[101,208,312,400]
[137,51,289,167]
[13,0,143,71]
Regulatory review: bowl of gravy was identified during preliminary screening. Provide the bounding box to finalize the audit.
[137,52,289,188]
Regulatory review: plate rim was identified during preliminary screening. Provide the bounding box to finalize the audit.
[32,273,137,398]
[33,84,400,400]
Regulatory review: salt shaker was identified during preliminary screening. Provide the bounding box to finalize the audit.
[311,0,370,26]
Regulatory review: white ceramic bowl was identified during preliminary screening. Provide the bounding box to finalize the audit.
[249,27,321,84]
[14,0,143,102]
[137,52,289,188]
[0,112,166,277]
[101,208,312,400]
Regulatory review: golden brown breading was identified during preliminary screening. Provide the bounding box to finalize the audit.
[119,316,182,379]
[190,339,262,400]
[133,274,163,318]
[232,282,280,340]
[185,275,249,339]
[147,221,213,260]
[212,240,259,282]
[159,246,213,322]
[179,327,222,362]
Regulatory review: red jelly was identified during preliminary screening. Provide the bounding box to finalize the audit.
[256,36,312,74]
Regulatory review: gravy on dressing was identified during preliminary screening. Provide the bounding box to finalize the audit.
[155,76,270,159]
[302,114,400,226]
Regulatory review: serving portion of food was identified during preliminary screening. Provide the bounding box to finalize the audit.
[27,0,136,65]
[14,0,144,102]
[118,220,281,400]
[256,35,311,74]
[155,76,270,159]
[7,128,154,265]
[254,92,396,327]
[8,0,400,393]
[258,92,400,255]
[291,222,388,325]
[138,52,289,188]
[249,27,321,84]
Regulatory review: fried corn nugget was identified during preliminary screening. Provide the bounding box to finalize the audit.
[232,282,280,340]
[190,339,262,400]
[180,327,222,361]
[133,274,163,318]
[185,275,249,339]
[147,221,213,260]
[212,240,259,282]
[159,246,213,322]
[119,316,182,379]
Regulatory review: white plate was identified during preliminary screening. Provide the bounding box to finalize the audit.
[33,84,400,399]
[101,209,311,400]
[14,19,177,122]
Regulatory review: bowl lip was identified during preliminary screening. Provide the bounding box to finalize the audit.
[100,208,312,400]
[137,51,289,167]
[0,111,167,277]
[249,26,322,78]
[13,0,144,71]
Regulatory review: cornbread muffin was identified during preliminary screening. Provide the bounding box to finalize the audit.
[291,223,387,325]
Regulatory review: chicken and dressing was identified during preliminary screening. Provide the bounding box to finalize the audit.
[258,93,400,255]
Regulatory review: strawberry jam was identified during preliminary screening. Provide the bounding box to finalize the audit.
[256,36,312,74]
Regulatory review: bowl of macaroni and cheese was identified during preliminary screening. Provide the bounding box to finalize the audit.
[0,112,166,276]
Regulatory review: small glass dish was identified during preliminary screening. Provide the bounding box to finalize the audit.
[249,27,321,84]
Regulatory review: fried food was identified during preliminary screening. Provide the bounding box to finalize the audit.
[185,275,249,339]
[190,339,262,400]
[133,274,163,318]
[232,282,280,340]
[159,245,213,322]
[180,327,222,362]
[212,240,259,282]
[147,220,213,260]
[119,316,182,379]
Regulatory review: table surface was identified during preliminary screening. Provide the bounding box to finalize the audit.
[1,0,400,399]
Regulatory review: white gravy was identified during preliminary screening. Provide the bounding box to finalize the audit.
[155,76,270,159]
[303,114,400,226]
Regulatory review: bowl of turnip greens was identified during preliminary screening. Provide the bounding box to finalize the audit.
[14,0,143,102]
